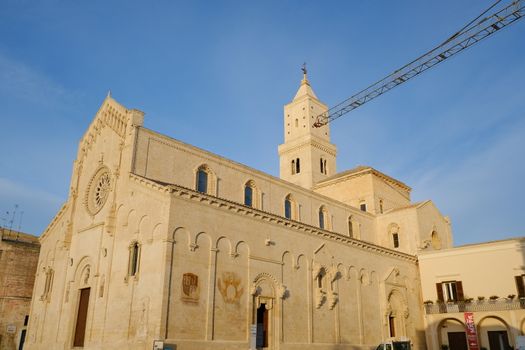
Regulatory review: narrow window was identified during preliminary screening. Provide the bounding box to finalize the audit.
[392,233,399,248]
[291,160,296,175]
[320,158,324,173]
[516,275,525,298]
[319,208,325,229]
[284,198,292,219]
[244,184,253,207]
[323,159,327,174]
[295,118,299,127]
[296,158,300,173]
[197,169,208,193]
[129,242,140,276]
[360,202,367,212]
[379,199,384,214]
[348,216,353,237]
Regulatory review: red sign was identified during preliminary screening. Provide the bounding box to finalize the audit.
[464,312,479,350]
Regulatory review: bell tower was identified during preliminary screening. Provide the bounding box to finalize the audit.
[278,66,337,189]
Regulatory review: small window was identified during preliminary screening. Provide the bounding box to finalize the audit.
[284,194,295,220]
[296,158,300,174]
[320,158,324,173]
[244,185,253,207]
[295,118,299,127]
[291,160,296,175]
[392,233,399,248]
[319,208,325,229]
[197,169,208,193]
[379,199,384,214]
[24,315,29,326]
[348,216,354,238]
[516,275,525,298]
[360,202,367,212]
[323,159,327,174]
[129,242,140,277]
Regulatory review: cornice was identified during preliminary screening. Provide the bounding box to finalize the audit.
[129,173,417,263]
[40,202,68,241]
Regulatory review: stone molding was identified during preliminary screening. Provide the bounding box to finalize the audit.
[129,173,417,262]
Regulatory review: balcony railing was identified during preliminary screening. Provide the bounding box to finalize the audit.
[424,299,525,314]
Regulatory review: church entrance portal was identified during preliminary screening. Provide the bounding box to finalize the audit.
[256,303,269,349]
[73,287,90,347]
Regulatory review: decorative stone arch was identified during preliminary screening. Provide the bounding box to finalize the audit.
[67,256,95,348]
[476,315,513,348]
[436,317,467,350]
[233,240,250,258]
[194,163,217,196]
[250,272,286,350]
[385,289,409,338]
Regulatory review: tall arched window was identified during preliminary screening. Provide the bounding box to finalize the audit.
[389,223,400,249]
[244,180,257,207]
[296,158,300,174]
[348,216,354,237]
[318,206,329,230]
[197,168,208,193]
[284,194,295,220]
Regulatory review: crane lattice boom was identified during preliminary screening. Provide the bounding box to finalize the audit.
[314,0,524,128]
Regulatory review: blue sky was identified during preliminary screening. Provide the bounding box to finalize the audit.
[0,1,523,246]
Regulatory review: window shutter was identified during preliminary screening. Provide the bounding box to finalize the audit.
[456,281,464,301]
[516,276,525,297]
[436,283,444,302]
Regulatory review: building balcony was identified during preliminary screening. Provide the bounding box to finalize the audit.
[424,299,525,314]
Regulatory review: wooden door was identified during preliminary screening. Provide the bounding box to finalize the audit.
[447,331,468,350]
[73,288,90,347]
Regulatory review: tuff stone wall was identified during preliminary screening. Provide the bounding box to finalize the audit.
[0,229,40,350]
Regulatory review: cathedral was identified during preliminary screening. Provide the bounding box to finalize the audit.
[25,71,453,349]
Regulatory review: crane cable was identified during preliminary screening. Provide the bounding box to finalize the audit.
[315,0,514,127]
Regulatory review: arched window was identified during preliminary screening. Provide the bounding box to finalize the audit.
[284,194,295,220]
[195,165,216,195]
[379,199,384,214]
[197,168,208,193]
[244,180,257,208]
[291,160,296,175]
[348,216,354,237]
[128,241,140,277]
[296,158,300,174]
[388,223,400,249]
[392,233,399,248]
[319,206,328,229]
[320,158,327,174]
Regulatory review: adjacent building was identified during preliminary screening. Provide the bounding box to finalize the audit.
[419,238,525,350]
[0,228,40,350]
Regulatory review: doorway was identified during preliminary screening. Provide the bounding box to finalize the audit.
[389,315,396,337]
[488,330,510,350]
[73,288,91,347]
[447,332,468,350]
[256,303,269,349]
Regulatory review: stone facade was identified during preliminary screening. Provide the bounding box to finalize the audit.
[419,238,525,350]
[0,228,40,350]
[25,76,455,349]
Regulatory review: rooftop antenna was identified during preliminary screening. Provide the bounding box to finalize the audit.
[7,204,18,236]
[17,210,24,234]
